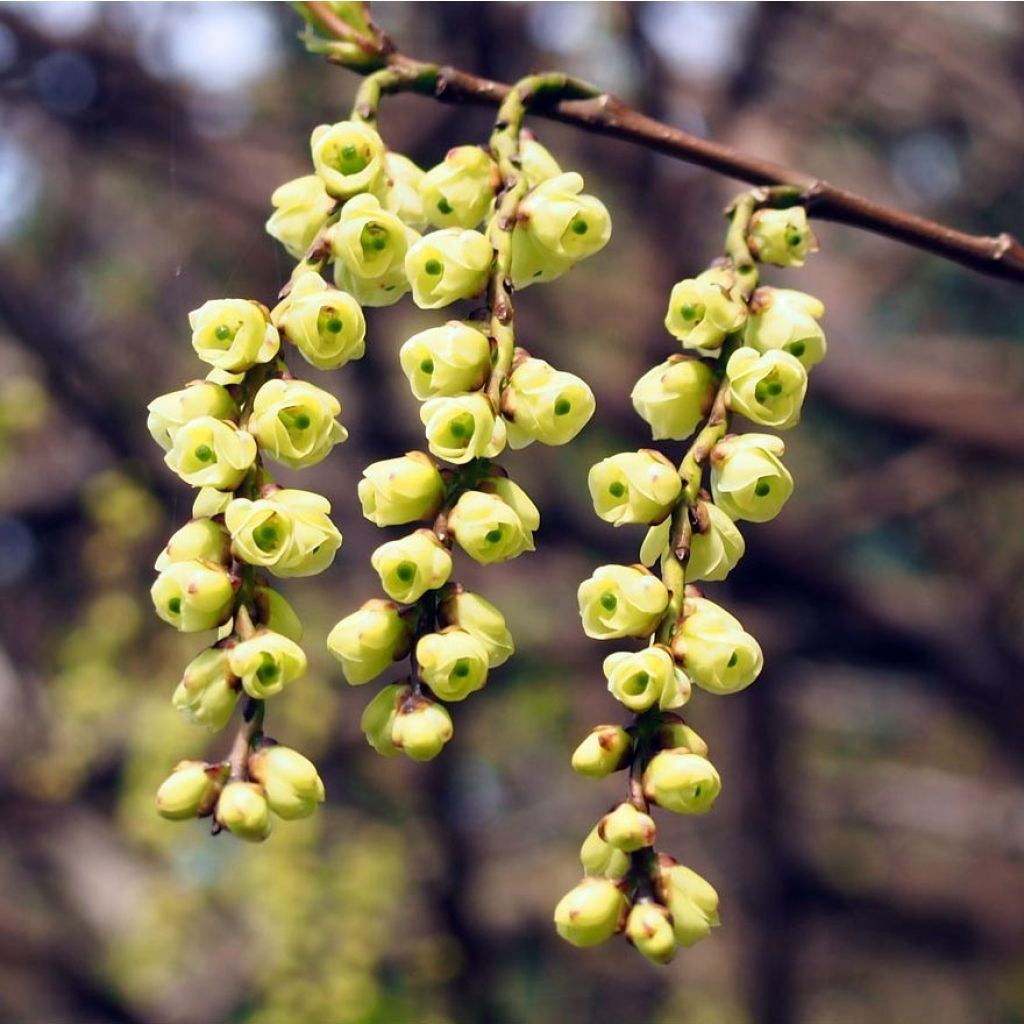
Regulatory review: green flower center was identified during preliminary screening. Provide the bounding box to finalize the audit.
[420,358,435,375]
[256,653,280,684]
[485,528,504,544]
[680,302,706,324]
[194,444,215,464]
[570,215,589,236]
[334,143,368,175]
[553,398,572,416]
[424,258,444,276]
[600,592,618,612]
[326,316,344,334]
[754,479,772,498]
[167,597,182,615]
[787,340,806,358]
[785,228,803,248]
[254,523,280,553]
[452,658,472,679]
[395,561,417,583]
[437,197,453,215]
[359,223,390,259]
[214,324,234,342]
[622,670,650,696]
[447,413,475,442]
[726,651,738,668]
[608,481,626,499]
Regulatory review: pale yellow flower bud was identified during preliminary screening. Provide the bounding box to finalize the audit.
[520,132,562,188]
[449,488,537,565]
[710,433,793,523]
[189,298,279,372]
[631,356,717,441]
[603,646,690,712]
[216,781,272,842]
[155,518,230,572]
[391,697,453,762]
[726,346,807,430]
[399,321,491,400]
[625,901,677,965]
[580,824,631,879]
[599,801,656,852]
[655,857,720,947]
[420,145,499,229]
[155,760,228,820]
[675,596,763,695]
[327,599,412,685]
[192,486,233,519]
[655,715,709,758]
[664,267,747,354]
[553,877,626,948]
[171,646,239,731]
[577,565,669,640]
[502,357,595,449]
[519,171,611,263]
[164,416,257,491]
[147,381,236,452]
[249,378,348,470]
[571,724,632,779]
[419,393,506,464]
[265,174,336,258]
[745,287,826,369]
[438,589,513,668]
[416,628,489,702]
[228,629,307,700]
[248,744,325,820]
[225,489,342,578]
[687,502,745,583]
[310,119,386,198]
[382,152,428,231]
[361,682,408,756]
[405,228,492,309]
[330,193,417,307]
[371,529,452,604]
[270,271,366,370]
[358,452,446,526]
[747,206,817,267]
[588,450,681,527]
[151,559,235,633]
[642,749,721,815]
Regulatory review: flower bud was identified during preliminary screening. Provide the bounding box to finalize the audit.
[710,433,793,523]
[599,801,656,852]
[330,193,417,307]
[399,321,491,400]
[520,132,562,187]
[588,450,681,527]
[249,378,348,469]
[438,589,513,668]
[625,901,677,965]
[675,596,763,695]
[642,749,721,815]
[745,287,826,369]
[726,346,807,430]
[420,393,506,464]
[518,171,611,263]
[420,145,499,229]
[228,629,307,700]
[553,878,626,948]
[655,714,709,758]
[360,683,406,756]
[155,518,230,572]
[327,599,412,685]
[449,488,537,565]
[225,489,342,578]
[416,628,489,702]
[405,228,492,309]
[747,206,817,267]
[151,559,235,633]
[189,298,280,373]
[248,744,325,820]
[391,697,453,762]
[310,119,386,198]
[172,646,239,730]
[164,416,257,491]
[580,824,631,879]
[155,760,228,819]
[577,565,669,641]
[216,781,272,842]
[655,858,720,947]
[252,585,304,643]
[193,486,233,519]
[571,724,632,779]
[382,152,428,231]
[664,267,747,354]
[502,357,595,449]
[271,271,366,370]
[371,529,452,605]
[147,381,236,452]
[631,356,717,441]
[603,646,690,712]
[265,175,336,258]
[687,501,745,583]
[358,452,446,526]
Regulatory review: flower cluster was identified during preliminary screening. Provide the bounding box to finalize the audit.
[325,80,610,760]
[557,196,826,961]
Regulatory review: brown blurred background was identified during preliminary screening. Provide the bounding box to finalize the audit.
[1,3,1023,1023]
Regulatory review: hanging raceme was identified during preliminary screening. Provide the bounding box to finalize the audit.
[325,70,608,761]
[558,193,827,963]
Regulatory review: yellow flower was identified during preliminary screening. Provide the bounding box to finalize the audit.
[164,416,257,491]
[399,321,491,400]
[327,599,412,686]
[580,824,631,880]
[686,501,745,583]
[726,346,808,429]
[151,559,235,633]
[371,529,453,605]
[415,628,489,702]
[449,487,537,565]
[603,645,690,712]
[571,724,632,779]
[171,646,239,731]
[189,298,279,372]
[215,781,271,842]
[674,596,762,695]
[419,145,499,229]
[625,902,677,965]
[154,518,230,571]
[502,357,595,449]
[310,119,386,198]
[642,749,721,814]
[664,267,747,354]
[248,744,325,820]
[419,393,506,464]
[265,175,336,258]
[588,450,681,527]
[710,432,793,523]
[747,206,817,267]
[147,381,236,452]
[271,270,366,370]
[655,857,720,947]
[249,378,347,470]
[155,760,228,820]
[577,564,669,640]
[438,589,513,668]
[745,287,826,369]
[405,228,493,309]
[391,697,453,762]
[227,629,307,700]
[631,356,717,441]
[599,801,656,852]
[553,878,626,948]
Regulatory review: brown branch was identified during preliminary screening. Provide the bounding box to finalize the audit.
[296,2,1024,286]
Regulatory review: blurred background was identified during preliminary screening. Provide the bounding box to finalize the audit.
[1,3,1023,1023]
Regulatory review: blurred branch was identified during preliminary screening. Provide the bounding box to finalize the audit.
[297,1,1024,285]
